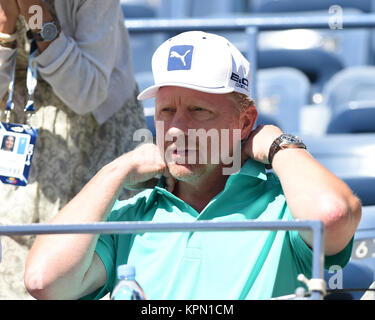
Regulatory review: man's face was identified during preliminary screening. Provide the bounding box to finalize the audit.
[155,86,246,182]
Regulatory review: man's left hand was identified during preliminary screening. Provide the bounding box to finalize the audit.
[241,124,282,165]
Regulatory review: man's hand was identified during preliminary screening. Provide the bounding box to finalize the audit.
[242,124,283,165]
[243,125,361,256]
[118,143,176,193]
[0,0,20,34]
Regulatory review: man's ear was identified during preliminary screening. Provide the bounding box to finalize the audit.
[240,106,258,140]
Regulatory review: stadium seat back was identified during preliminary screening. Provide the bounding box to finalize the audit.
[343,177,375,206]
[189,0,248,17]
[351,205,375,297]
[121,2,157,18]
[259,12,369,70]
[258,48,344,95]
[356,205,375,240]
[323,67,375,133]
[157,0,248,18]
[257,67,310,133]
[324,260,374,300]
[120,1,165,75]
[250,0,374,13]
[303,134,375,178]
[323,66,375,113]
[326,101,375,133]
[256,113,282,129]
[129,35,157,74]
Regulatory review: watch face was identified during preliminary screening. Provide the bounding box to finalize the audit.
[42,22,58,42]
[281,134,302,144]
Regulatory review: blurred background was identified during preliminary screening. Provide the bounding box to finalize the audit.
[121,0,375,300]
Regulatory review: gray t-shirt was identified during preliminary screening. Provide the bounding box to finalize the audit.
[0,0,137,124]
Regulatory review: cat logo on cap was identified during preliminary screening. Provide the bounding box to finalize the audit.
[168,45,194,71]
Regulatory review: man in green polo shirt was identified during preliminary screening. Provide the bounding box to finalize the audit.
[24,31,361,300]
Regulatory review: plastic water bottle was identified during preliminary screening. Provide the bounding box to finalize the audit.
[110,264,147,300]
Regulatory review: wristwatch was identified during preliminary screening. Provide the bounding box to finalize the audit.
[266,133,307,169]
[27,21,59,42]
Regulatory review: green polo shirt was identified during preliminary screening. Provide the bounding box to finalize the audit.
[84,159,352,300]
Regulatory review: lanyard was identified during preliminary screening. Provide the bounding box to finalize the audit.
[5,51,17,123]
[25,40,38,125]
[5,39,38,125]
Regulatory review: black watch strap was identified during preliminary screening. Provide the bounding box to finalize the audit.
[266,134,307,170]
[26,21,59,43]
[27,29,43,41]
[266,137,282,170]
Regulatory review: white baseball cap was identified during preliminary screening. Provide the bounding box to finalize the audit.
[137,31,251,100]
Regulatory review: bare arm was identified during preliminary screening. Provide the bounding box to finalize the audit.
[244,125,362,256]
[14,0,129,115]
[24,144,175,300]
[0,0,19,98]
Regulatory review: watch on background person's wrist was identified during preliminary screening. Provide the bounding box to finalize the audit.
[27,20,59,43]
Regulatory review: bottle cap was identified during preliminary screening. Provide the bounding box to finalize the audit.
[117,264,136,280]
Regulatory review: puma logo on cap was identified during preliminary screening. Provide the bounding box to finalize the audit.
[168,45,194,71]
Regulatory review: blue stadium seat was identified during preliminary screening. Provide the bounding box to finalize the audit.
[251,0,375,69]
[156,0,188,18]
[129,34,158,74]
[350,205,375,298]
[249,0,374,13]
[326,28,371,69]
[120,1,157,18]
[254,8,371,95]
[303,133,375,178]
[323,66,375,113]
[257,67,310,133]
[325,205,375,300]
[189,0,248,17]
[343,177,375,206]
[326,101,375,133]
[322,66,375,133]
[256,113,282,129]
[356,206,375,241]
[120,1,163,75]
[157,0,248,18]
[324,260,374,300]
[258,48,344,96]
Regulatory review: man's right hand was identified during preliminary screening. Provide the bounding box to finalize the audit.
[25,143,176,300]
[118,143,176,193]
[0,0,20,34]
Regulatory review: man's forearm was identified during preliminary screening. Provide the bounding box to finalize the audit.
[272,148,362,255]
[25,144,169,299]
[24,160,132,299]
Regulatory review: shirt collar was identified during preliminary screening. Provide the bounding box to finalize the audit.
[232,158,267,181]
[156,159,266,189]
[144,159,267,211]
